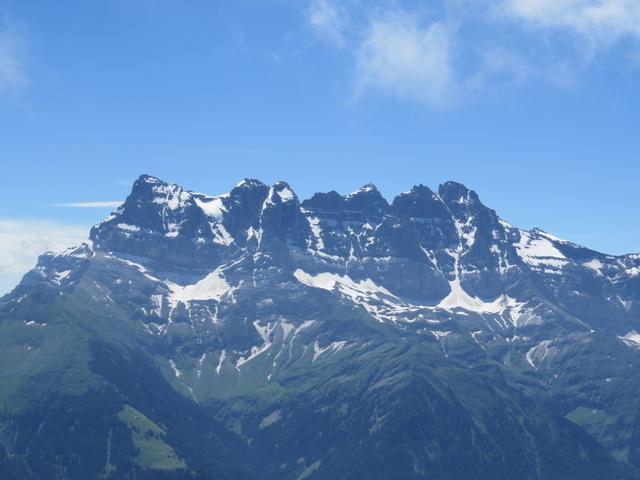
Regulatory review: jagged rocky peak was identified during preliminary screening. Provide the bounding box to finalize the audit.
[229,178,268,202]
[300,190,345,213]
[229,177,269,203]
[224,178,269,234]
[344,183,389,217]
[92,174,198,235]
[270,181,299,204]
[259,181,310,249]
[437,181,481,208]
[137,173,163,184]
[301,183,390,219]
[92,175,514,232]
[88,174,236,267]
[234,178,266,189]
[128,174,188,204]
[6,174,640,480]
[437,180,502,232]
[90,175,514,256]
[391,184,450,219]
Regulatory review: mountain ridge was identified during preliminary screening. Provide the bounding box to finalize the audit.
[1,174,639,479]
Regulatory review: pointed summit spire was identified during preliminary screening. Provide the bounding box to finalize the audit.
[391,184,449,219]
[235,178,266,189]
[137,174,164,185]
[271,181,298,204]
[126,174,173,204]
[344,183,389,217]
[347,183,379,198]
[437,181,479,207]
[301,191,345,213]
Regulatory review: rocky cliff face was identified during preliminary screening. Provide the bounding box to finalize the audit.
[1,174,639,479]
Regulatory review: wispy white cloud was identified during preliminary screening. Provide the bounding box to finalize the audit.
[0,25,27,92]
[356,13,455,107]
[308,0,347,46]
[0,220,88,295]
[50,201,122,208]
[466,44,576,92]
[305,0,640,107]
[496,0,640,55]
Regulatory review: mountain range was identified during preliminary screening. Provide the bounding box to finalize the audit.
[1,174,639,479]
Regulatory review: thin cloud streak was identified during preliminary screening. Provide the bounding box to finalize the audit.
[50,201,123,208]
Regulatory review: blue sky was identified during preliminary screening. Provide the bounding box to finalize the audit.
[0,0,639,293]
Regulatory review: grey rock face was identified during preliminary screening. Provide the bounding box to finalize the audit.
[2,174,640,479]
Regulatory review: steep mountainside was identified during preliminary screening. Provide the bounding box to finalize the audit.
[1,174,639,479]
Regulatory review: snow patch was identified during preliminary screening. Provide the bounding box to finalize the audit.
[431,330,451,340]
[312,340,347,362]
[210,222,234,246]
[53,270,72,284]
[438,246,526,319]
[281,320,295,340]
[166,268,232,307]
[197,353,206,379]
[24,320,47,327]
[437,278,508,314]
[294,269,403,322]
[277,187,295,202]
[626,266,640,277]
[151,184,191,210]
[110,256,161,283]
[236,321,277,368]
[294,269,393,297]
[619,331,640,348]
[306,215,325,251]
[195,196,226,220]
[583,258,604,275]
[215,350,226,374]
[514,230,568,271]
[117,223,140,232]
[526,340,554,368]
[454,218,477,248]
[169,359,182,379]
[347,184,376,197]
